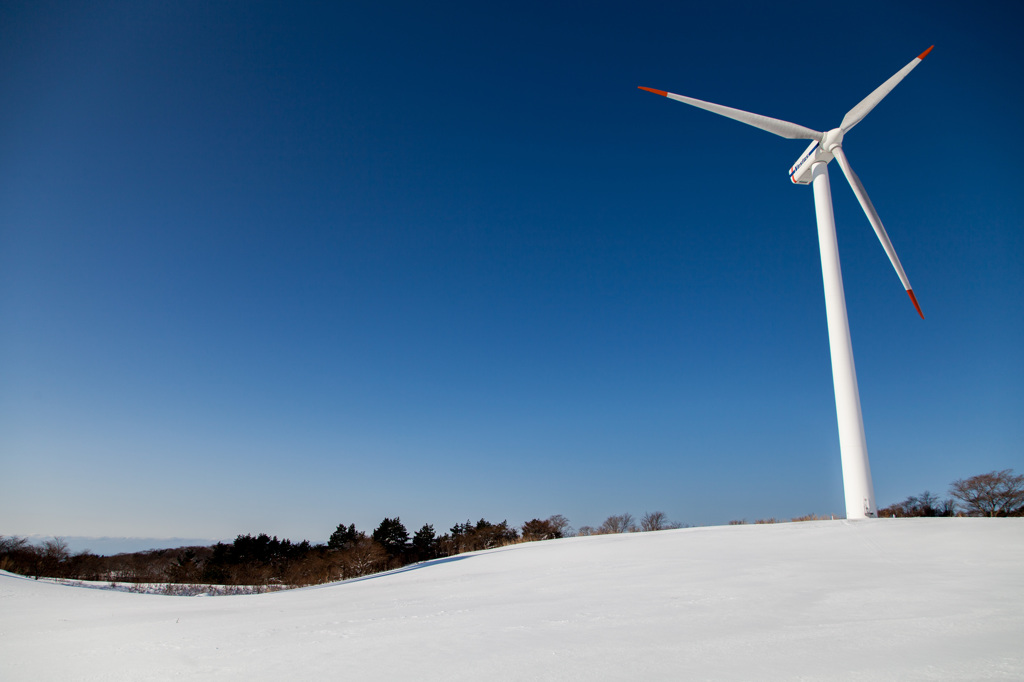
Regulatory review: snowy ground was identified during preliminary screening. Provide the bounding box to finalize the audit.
[26,579,286,596]
[2,518,1022,681]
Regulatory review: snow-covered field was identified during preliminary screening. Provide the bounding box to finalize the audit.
[2,518,1022,681]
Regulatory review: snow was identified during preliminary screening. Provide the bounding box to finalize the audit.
[28,580,286,596]
[2,519,1022,680]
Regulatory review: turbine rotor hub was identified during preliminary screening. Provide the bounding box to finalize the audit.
[822,128,845,153]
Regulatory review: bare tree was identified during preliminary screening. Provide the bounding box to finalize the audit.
[43,537,69,560]
[598,513,636,534]
[340,538,387,578]
[0,535,30,553]
[949,469,1024,517]
[546,514,574,538]
[41,537,70,578]
[640,511,669,532]
[0,535,35,574]
[878,490,955,518]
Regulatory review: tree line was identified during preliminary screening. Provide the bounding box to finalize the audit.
[878,469,1024,518]
[3,469,1019,587]
[0,511,677,587]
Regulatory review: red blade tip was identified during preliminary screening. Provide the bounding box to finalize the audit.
[907,289,925,319]
[918,45,934,60]
[638,86,668,97]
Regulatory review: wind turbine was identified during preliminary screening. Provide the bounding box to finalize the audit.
[639,46,932,519]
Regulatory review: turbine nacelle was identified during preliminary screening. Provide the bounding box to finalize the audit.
[789,128,844,185]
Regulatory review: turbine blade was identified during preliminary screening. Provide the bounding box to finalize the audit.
[638,87,821,140]
[832,146,924,318]
[840,46,933,134]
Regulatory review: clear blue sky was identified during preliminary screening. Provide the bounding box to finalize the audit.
[2,1,1021,548]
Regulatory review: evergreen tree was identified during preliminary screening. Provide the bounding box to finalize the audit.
[372,517,409,558]
[521,518,560,541]
[450,521,473,537]
[412,524,437,560]
[328,523,360,550]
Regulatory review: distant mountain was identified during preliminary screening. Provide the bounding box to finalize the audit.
[26,536,221,556]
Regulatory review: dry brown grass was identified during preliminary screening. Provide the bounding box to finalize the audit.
[790,514,833,522]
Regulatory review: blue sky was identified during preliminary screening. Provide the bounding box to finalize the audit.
[2,1,1021,549]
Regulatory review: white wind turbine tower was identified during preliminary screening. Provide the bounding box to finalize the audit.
[640,46,933,519]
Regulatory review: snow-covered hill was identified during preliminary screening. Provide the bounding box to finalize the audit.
[2,519,1022,681]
